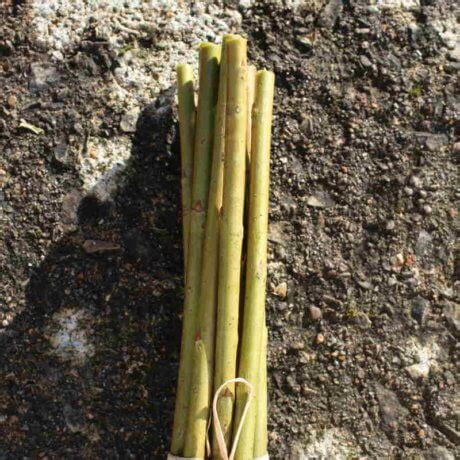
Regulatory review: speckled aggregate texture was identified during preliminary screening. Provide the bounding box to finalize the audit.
[0,0,458,458]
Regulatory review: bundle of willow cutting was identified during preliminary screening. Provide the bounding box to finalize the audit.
[170,34,274,460]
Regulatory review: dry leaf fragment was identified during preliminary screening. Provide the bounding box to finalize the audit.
[273,281,287,299]
[82,240,120,254]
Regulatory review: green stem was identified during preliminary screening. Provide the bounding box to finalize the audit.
[176,64,195,273]
[233,70,274,460]
[171,43,221,456]
[253,327,268,457]
[183,340,209,458]
[183,34,236,457]
[246,65,256,167]
[212,36,248,458]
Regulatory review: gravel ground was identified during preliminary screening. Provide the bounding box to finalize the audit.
[0,0,458,458]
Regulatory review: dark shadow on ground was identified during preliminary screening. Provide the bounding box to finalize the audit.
[0,89,183,458]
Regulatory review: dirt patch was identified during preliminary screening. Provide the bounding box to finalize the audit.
[0,0,458,458]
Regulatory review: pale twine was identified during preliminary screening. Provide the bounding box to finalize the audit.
[168,377,269,460]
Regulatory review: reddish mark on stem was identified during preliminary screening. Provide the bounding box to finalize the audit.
[192,200,203,212]
[221,387,233,398]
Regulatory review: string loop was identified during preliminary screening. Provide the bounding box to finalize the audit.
[212,377,253,460]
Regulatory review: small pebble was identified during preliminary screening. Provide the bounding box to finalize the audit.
[296,36,312,50]
[308,306,322,321]
[315,333,325,344]
[286,375,300,393]
[395,253,405,266]
[7,94,17,108]
[405,254,415,265]
[409,176,422,188]
[404,186,413,196]
[385,220,395,231]
[388,277,397,286]
[360,55,373,68]
[357,280,372,290]
[422,205,432,215]
[290,341,305,350]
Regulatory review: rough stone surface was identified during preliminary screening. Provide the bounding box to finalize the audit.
[0,0,458,458]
